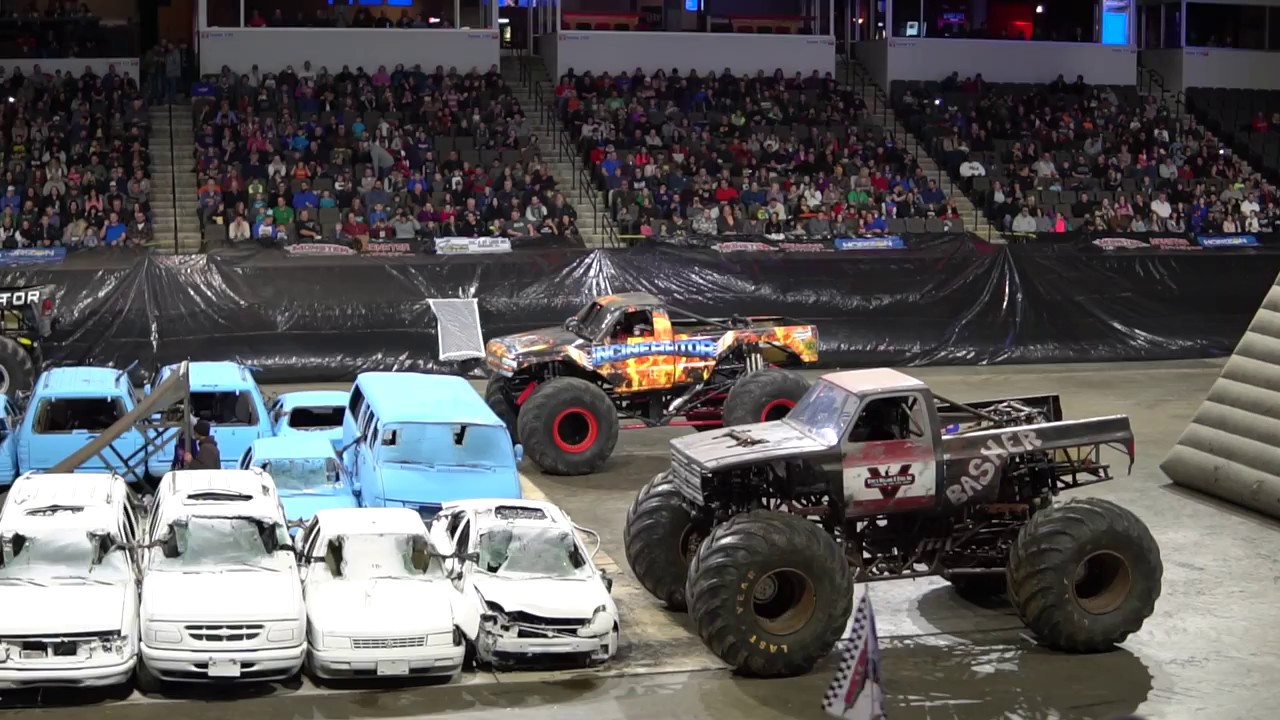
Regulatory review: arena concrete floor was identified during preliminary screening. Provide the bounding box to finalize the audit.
[5,359,1277,720]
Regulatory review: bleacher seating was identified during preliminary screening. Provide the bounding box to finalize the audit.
[191,64,582,249]
[0,65,152,249]
[551,68,965,238]
[1188,88,1280,179]
[892,77,1278,236]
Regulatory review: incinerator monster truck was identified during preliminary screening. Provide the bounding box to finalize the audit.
[484,292,820,476]
[0,284,55,398]
[623,368,1163,678]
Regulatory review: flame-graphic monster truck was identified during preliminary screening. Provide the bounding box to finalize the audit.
[485,292,820,476]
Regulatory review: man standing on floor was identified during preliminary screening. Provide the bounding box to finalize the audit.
[183,420,221,470]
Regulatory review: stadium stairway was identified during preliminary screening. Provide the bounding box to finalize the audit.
[1161,271,1280,520]
[839,58,1000,242]
[1138,60,1263,180]
[503,54,612,248]
[149,104,202,254]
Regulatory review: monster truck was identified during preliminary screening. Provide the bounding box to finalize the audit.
[623,368,1162,678]
[0,285,55,398]
[484,292,819,476]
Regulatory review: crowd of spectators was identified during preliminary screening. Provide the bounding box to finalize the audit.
[553,68,962,239]
[192,62,581,250]
[243,7,455,30]
[0,63,152,250]
[896,73,1280,237]
[0,2,122,60]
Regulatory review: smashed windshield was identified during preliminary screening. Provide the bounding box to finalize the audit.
[261,457,341,493]
[784,380,858,445]
[0,530,130,583]
[332,534,443,580]
[153,516,288,571]
[476,525,589,578]
[379,423,512,467]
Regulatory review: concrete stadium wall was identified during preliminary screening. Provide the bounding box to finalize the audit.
[1162,273,1280,519]
[0,58,140,77]
[549,31,837,77]
[196,28,500,76]
[1138,48,1280,91]
[884,38,1139,86]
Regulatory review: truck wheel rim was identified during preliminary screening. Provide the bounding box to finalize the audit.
[679,525,704,563]
[0,364,9,395]
[553,408,598,453]
[1072,550,1132,615]
[751,568,816,636]
[759,399,794,422]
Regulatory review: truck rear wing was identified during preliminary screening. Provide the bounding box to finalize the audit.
[941,415,1136,491]
[937,393,1064,428]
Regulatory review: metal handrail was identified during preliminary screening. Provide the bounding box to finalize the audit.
[168,99,179,253]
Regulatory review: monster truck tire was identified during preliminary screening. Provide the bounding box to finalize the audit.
[1008,497,1162,653]
[947,574,1010,605]
[721,369,810,427]
[0,336,34,399]
[686,511,853,677]
[517,377,619,476]
[484,376,519,440]
[623,471,707,611]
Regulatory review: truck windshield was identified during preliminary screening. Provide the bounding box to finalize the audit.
[289,406,344,429]
[573,302,612,340]
[261,457,341,493]
[379,423,512,468]
[334,533,443,580]
[154,517,284,571]
[475,526,589,579]
[0,530,130,583]
[784,380,858,445]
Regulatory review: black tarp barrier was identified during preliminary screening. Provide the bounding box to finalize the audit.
[8,235,1280,384]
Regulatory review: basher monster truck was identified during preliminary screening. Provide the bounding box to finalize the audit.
[0,284,55,398]
[624,368,1163,678]
[484,292,820,476]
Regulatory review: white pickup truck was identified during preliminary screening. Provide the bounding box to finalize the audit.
[0,472,140,688]
[136,469,306,692]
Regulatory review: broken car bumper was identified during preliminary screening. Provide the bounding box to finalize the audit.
[0,656,135,688]
[140,643,305,682]
[476,628,617,664]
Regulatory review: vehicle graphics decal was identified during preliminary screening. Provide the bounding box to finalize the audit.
[843,441,936,512]
[944,430,1043,505]
[864,464,916,497]
[591,338,719,364]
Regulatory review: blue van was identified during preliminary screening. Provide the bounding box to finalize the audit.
[146,361,274,476]
[342,372,522,518]
[16,366,147,482]
[268,390,348,450]
[239,435,359,529]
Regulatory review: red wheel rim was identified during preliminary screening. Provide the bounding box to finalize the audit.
[553,407,598,453]
[760,399,795,422]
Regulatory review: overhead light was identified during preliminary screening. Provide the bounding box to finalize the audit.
[1035,4,1045,13]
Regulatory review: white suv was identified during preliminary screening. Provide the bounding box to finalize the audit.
[137,469,305,691]
[0,473,140,689]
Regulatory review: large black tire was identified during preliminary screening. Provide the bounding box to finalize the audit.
[623,471,707,612]
[0,336,35,399]
[134,659,164,695]
[1008,497,1162,653]
[517,377,619,476]
[484,376,519,440]
[721,369,810,427]
[947,574,1010,606]
[686,511,853,677]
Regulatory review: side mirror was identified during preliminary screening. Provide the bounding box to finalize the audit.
[514,444,524,464]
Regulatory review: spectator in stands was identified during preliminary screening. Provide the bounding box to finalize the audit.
[103,211,126,246]
[126,210,153,248]
[228,213,251,244]
[296,210,322,243]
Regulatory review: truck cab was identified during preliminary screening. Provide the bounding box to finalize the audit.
[146,362,273,477]
[268,390,347,451]
[16,367,146,483]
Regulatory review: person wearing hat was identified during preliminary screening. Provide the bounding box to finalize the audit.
[183,420,221,470]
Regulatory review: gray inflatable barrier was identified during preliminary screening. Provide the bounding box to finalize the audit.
[1161,281,1280,518]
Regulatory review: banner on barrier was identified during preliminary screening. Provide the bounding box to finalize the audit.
[1197,234,1259,248]
[434,236,513,255]
[0,247,67,266]
[834,236,906,251]
[366,240,416,256]
[284,243,357,256]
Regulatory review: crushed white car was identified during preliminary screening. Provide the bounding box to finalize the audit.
[297,507,478,681]
[0,473,140,688]
[137,469,306,691]
[433,499,618,669]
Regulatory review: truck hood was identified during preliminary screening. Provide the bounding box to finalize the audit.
[670,420,830,470]
[307,579,457,636]
[474,574,611,620]
[0,583,128,635]
[379,466,521,507]
[487,326,588,369]
[143,569,301,622]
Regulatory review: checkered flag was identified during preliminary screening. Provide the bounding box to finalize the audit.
[822,591,887,720]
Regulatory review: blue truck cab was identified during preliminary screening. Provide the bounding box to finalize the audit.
[342,372,522,519]
[0,396,16,485]
[146,361,273,477]
[240,435,359,530]
[268,390,348,451]
[16,366,146,482]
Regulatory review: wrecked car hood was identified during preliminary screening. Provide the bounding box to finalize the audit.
[0,583,127,635]
[307,578,457,636]
[473,574,612,620]
[670,420,829,470]
[143,567,301,622]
